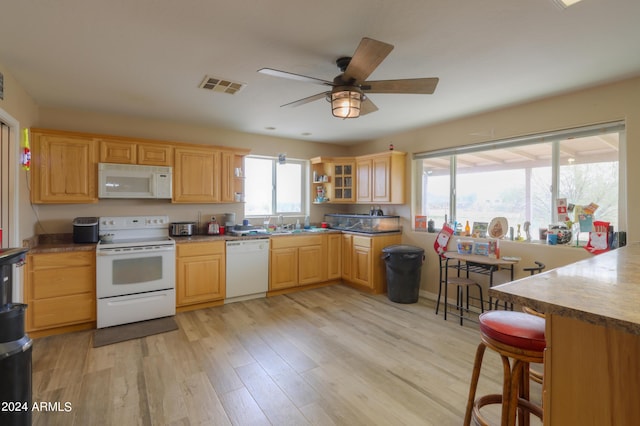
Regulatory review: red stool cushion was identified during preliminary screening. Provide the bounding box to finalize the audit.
[479,311,546,352]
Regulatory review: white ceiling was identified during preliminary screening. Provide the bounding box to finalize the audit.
[1,0,639,145]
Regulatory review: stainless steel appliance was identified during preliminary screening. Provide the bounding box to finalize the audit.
[225,239,269,302]
[96,215,175,328]
[98,163,172,199]
[169,221,196,236]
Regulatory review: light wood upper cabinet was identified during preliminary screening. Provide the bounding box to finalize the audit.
[173,147,220,203]
[310,157,355,204]
[100,139,173,166]
[356,158,372,202]
[174,147,248,204]
[31,128,249,204]
[99,139,136,164]
[220,151,245,203]
[137,143,173,166]
[31,130,98,204]
[356,151,406,204]
[176,241,226,307]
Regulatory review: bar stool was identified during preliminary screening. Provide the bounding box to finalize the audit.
[435,256,485,325]
[464,311,545,426]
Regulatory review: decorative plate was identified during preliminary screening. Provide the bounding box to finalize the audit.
[488,217,508,239]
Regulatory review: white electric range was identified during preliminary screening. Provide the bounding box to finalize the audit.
[96,215,175,328]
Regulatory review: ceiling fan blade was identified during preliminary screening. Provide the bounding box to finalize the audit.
[258,68,333,86]
[362,78,439,94]
[360,97,379,116]
[281,92,328,108]
[342,37,394,83]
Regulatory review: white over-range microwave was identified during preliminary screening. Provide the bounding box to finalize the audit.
[98,163,172,199]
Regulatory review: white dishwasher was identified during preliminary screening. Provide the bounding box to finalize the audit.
[225,239,270,303]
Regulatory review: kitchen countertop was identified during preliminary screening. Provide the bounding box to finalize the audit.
[489,242,640,336]
[24,229,360,253]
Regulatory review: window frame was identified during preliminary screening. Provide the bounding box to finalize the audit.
[413,121,626,234]
[244,155,308,217]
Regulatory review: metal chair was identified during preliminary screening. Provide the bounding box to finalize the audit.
[436,256,485,325]
[523,261,545,276]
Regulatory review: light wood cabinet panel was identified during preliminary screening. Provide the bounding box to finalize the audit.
[176,241,225,307]
[372,154,391,202]
[356,151,406,204]
[326,233,342,280]
[25,251,96,333]
[270,235,331,291]
[137,143,173,166]
[173,147,220,203]
[31,131,98,204]
[298,245,324,285]
[100,139,173,166]
[544,314,640,425]
[220,151,244,203]
[352,241,372,288]
[100,139,136,164]
[356,158,372,202]
[342,233,401,293]
[30,294,95,330]
[342,234,353,280]
[270,247,298,290]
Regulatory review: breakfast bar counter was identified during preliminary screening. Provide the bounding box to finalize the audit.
[489,243,640,426]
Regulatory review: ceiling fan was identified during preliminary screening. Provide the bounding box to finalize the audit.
[258,37,439,119]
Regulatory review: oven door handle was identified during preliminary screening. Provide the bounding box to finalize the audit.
[97,246,175,256]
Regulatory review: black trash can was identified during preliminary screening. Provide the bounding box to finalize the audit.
[382,245,425,303]
[0,248,31,426]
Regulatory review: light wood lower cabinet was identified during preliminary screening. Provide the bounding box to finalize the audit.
[326,233,342,280]
[543,314,640,425]
[269,234,341,292]
[341,233,401,293]
[176,241,225,310]
[25,251,96,337]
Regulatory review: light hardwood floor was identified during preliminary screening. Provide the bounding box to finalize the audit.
[31,285,542,425]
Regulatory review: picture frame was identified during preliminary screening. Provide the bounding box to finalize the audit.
[472,222,488,238]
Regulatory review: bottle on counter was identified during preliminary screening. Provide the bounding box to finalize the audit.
[464,220,471,236]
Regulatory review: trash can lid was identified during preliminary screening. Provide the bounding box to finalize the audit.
[382,244,424,254]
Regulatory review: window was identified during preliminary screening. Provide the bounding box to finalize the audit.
[414,122,625,241]
[244,156,306,216]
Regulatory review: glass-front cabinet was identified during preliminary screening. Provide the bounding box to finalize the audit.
[333,162,355,202]
[311,157,355,204]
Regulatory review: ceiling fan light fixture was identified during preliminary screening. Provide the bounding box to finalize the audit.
[331,87,362,118]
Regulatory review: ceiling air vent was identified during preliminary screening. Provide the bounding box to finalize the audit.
[199,75,246,95]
